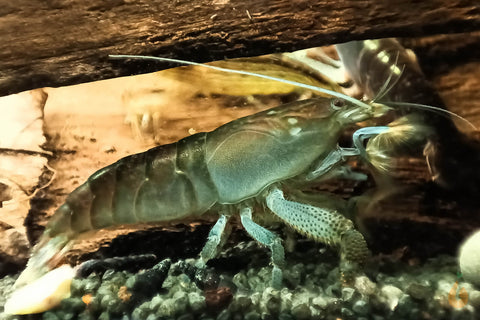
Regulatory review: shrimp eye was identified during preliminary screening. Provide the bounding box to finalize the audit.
[331,98,346,110]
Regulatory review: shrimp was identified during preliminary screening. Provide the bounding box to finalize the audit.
[5,67,394,313]
[8,41,476,314]
[10,46,473,314]
[37,42,480,313]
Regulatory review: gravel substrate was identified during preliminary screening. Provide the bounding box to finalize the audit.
[0,239,478,320]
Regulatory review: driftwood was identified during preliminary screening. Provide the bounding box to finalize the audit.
[1,0,480,95]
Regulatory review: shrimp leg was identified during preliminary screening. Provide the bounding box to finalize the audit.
[240,207,285,289]
[266,188,368,277]
[196,214,230,267]
[307,147,359,181]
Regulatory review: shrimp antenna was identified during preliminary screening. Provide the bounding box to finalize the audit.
[383,101,478,131]
[372,52,405,103]
[108,54,375,110]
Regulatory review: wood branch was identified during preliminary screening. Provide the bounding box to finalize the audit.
[1,0,480,95]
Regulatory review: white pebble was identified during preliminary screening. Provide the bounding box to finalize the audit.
[379,285,404,311]
[459,229,480,286]
[355,275,377,296]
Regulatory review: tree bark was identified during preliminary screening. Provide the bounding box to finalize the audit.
[1,0,480,95]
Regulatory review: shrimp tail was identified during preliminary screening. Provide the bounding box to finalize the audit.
[14,233,73,289]
[6,231,76,315]
[14,196,83,288]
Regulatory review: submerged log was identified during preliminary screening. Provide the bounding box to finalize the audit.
[1,0,480,95]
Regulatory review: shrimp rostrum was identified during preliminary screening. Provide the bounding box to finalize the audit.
[6,62,393,315]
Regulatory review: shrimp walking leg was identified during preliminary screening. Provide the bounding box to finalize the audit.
[240,207,285,289]
[197,214,230,267]
[265,188,368,274]
[307,147,360,181]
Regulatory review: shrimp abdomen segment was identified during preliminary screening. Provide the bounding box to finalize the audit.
[133,134,218,221]
[46,133,219,237]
